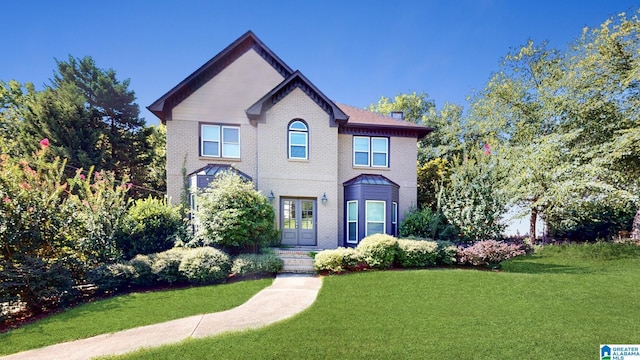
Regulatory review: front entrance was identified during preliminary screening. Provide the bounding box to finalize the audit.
[281,198,317,246]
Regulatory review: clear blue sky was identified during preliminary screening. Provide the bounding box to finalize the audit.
[2,0,638,125]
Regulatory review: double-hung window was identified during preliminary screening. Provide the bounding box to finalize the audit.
[201,124,240,158]
[346,201,358,244]
[353,136,388,167]
[288,120,308,159]
[365,200,386,236]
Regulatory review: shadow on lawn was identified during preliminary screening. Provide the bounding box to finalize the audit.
[501,256,588,274]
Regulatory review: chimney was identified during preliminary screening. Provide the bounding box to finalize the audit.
[390,111,404,120]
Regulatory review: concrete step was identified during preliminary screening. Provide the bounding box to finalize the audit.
[273,249,316,273]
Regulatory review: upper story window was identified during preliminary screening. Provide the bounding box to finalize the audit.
[288,120,308,159]
[201,124,240,158]
[353,136,388,167]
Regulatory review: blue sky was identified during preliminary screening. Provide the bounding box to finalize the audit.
[3,0,638,125]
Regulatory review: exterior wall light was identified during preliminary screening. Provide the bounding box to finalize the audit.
[268,190,275,203]
[321,192,328,205]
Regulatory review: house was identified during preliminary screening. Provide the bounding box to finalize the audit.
[148,31,432,249]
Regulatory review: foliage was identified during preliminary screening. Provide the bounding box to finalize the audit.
[399,206,457,240]
[87,263,137,293]
[178,247,231,285]
[458,240,526,269]
[417,158,452,210]
[436,241,458,265]
[355,234,399,269]
[0,257,76,315]
[151,248,188,285]
[128,254,156,287]
[313,247,361,273]
[192,172,278,253]
[396,239,439,268]
[366,91,435,124]
[231,254,284,276]
[546,197,636,241]
[116,197,186,259]
[439,151,508,242]
[67,168,131,265]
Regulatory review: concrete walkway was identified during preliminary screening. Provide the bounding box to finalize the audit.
[1,274,322,360]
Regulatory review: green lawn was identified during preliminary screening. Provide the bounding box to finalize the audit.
[0,278,273,355]
[110,243,640,360]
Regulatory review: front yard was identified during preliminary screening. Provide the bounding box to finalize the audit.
[110,243,640,359]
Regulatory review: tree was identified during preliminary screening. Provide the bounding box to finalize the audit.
[438,150,509,242]
[13,56,160,197]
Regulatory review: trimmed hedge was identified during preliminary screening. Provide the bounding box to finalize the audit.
[313,247,360,273]
[179,247,231,285]
[151,248,189,284]
[397,239,439,267]
[231,253,284,276]
[356,234,399,269]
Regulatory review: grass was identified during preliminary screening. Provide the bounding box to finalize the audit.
[0,278,272,355]
[108,243,640,360]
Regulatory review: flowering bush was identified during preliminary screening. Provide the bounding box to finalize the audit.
[313,247,361,273]
[356,234,399,269]
[458,240,526,269]
[396,239,439,267]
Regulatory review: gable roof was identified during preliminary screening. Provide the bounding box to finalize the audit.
[148,31,293,123]
[337,103,434,139]
[245,70,349,127]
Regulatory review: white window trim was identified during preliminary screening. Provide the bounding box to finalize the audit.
[288,121,308,160]
[200,124,240,158]
[346,200,358,244]
[221,126,240,158]
[371,137,389,167]
[392,201,398,237]
[353,136,388,168]
[365,200,386,236]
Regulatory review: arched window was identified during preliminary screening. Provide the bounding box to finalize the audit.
[288,120,308,159]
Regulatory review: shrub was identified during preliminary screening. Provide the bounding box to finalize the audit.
[116,197,187,260]
[192,172,278,253]
[151,248,188,284]
[396,239,439,267]
[356,234,399,269]
[179,247,231,285]
[458,240,526,269]
[128,254,156,287]
[436,241,458,265]
[0,257,77,314]
[399,207,458,240]
[313,247,360,273]
[87,263,136,293]
[231,253,284,276]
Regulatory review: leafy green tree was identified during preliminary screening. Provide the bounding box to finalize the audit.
[439,150,509,242]
[0,80,37,156]
[192,172,278,253]
[366,91,435,124]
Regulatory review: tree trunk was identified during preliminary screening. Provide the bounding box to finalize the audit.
[530,208,538,243]
[632,206,640,240]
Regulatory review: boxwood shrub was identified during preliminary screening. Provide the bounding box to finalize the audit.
[128,254,156,287]
[179,247,231,285]
[436,240,458,265]
[356,234,399,269]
